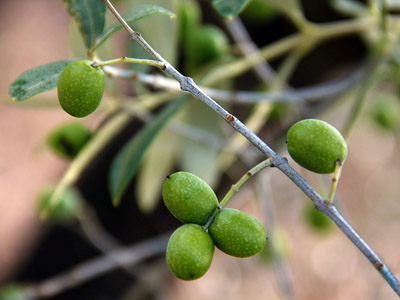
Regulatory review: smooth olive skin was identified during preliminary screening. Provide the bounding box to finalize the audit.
[46,122,92,159]
[286,119,348,174]
[208,208,267,258]
[166,224,214,280]
[57,60,105,118]
[162,172,218,225]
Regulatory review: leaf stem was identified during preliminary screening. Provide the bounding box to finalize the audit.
[203,158,273,230]
[220,158,273,208]
[327,160,343,203]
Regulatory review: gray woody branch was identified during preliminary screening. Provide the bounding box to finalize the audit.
[102,0,400,296]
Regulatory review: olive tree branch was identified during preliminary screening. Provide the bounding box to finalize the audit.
[102,0,400,295]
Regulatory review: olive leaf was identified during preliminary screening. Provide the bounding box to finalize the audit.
[62,0,106,49]
[180,100,224,188]
[136,129,180,214]
[9,60,74,101]
[262,0,304,15]
[212,0,250,17]
[90,5,175,52]
[109,97,187,207]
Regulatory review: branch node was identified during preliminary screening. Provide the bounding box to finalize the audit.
[180,76,195,92]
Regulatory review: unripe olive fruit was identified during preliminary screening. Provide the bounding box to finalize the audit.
[242,0,278,24]
[369,100,400,132]
[186,25,229,67]
[166,224,214,280]
[0,284,24,300]
[162,172,218,225]
[46,122,92,159]
[208,208,267,258]
[37,186,81,224]
[57,60,105,118]
[286,119,347,174]
[304,201,333,233]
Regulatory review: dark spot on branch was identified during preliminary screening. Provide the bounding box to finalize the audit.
[375,261,383,270]
[131,73,139,80]
[226,114,235,122]
[161,63,167,71]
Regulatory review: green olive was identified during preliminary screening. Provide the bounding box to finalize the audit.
[241,0,278,24]
[166,224,214,280]
[286,119,348,174]
[46,122,92,159]
[369,100,400,132]
[0,284,24,300]
[208,208,267,258]
[185,25,229,69]
[162,172,218,225]
[37,186,81,224]
[304,201,333,233]
[57,60,105,118]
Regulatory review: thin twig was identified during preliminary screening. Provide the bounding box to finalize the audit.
[103,61,367,104]
[102,0,400,295]
[203,158,273,230]
[224,17,278,84]
[256,172,296,300]
[20,233,170,300]
[77,205,137,276]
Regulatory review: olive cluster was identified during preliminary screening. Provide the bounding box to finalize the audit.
[162,172,267,281]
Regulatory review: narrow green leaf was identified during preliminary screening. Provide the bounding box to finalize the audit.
[136,129,180,214]
[91,5,175,53]
[109,97,186,206]
[212,0,250,17]
[9,60,74,101]
[62,0,106,49]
